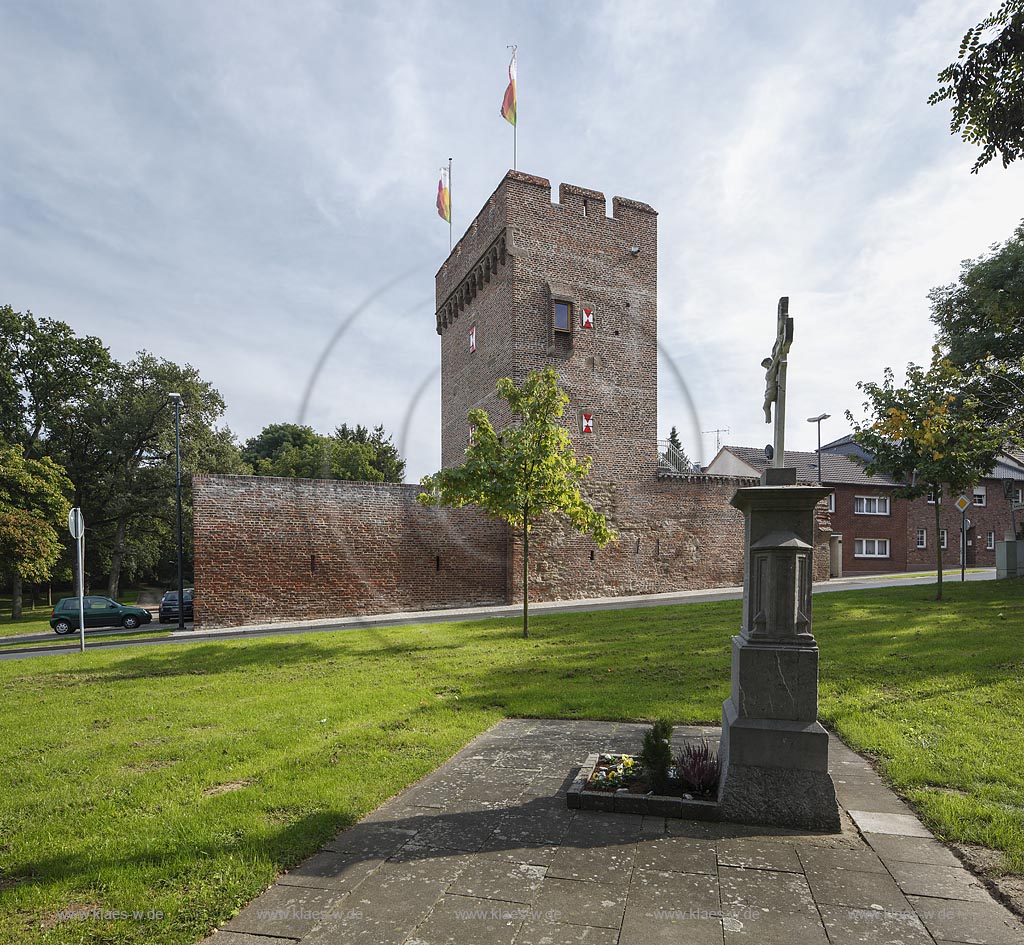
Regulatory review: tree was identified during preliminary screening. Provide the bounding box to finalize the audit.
[51,353,246,598]
[243,422,407,483]
[334,424,405,482]
[929,1,1024,172]
[242,424,330,479]
[0,444,72,619]
[418,369,614,638]
[847,352,1006,600]
[0,305,112,456]
[928,222,1024,439]
[666,425,693,467]
[0,306,110,607]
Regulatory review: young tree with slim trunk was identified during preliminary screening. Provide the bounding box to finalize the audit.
[418,369,614,638]
[847,352,1006,600]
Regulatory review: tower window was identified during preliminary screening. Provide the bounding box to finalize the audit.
[553,300,572,333]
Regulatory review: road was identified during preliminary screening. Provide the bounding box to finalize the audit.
[0,569,997,662]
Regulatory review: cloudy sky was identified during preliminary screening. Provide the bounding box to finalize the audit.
[3,0,1022,478]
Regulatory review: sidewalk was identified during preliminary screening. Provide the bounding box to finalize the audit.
[202,718,1024,945]
[177,569,997,640]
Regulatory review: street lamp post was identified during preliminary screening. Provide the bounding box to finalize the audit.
[169,393,185,631]
[806,413,831,483]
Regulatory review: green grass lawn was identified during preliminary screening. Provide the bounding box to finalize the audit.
[0,579,1022,944]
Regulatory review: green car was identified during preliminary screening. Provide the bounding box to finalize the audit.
[50,596,153,634]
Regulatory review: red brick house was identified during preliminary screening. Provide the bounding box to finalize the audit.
[707,442,1024,574]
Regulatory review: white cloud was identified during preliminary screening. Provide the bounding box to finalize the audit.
[1,0,1020,478]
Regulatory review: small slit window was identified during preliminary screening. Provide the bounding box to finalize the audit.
[553,300,572,333]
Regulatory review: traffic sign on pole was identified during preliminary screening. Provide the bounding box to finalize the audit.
[955,494,971,513]
[68,507,86,652]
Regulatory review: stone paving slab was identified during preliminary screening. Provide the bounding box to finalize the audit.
[201,718,1024,945]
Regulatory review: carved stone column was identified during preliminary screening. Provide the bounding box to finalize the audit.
[717,468,840,830]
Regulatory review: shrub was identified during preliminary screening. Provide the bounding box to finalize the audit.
[639,718,673,794]
[676,739,720,796]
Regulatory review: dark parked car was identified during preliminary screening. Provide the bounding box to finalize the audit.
[50,596,153,634]
[159,588,194,623]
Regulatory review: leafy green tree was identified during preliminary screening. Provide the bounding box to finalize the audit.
[0,305,110,607]
[928,222,1024,438]
[418,368,614,638]
[334,424,406,482]
[0,444,72,619]
[847,352,1006,600]
[929,1,1024,172]
[52,353,246,598]
[242,423,330,479]
[244,422,406,483]
[0,305,112,456]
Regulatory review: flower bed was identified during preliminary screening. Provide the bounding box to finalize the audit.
[583,752,717,800]
[568,751,721,818]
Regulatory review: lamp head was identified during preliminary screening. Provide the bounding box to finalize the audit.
[168,392,182,403]
[806,412,830,423]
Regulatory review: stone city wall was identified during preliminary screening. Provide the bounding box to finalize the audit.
[192,474,508,629]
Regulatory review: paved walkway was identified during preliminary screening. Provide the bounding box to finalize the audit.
[202,719,1024,945]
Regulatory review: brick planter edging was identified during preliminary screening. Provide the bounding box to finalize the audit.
[567,752,720,820]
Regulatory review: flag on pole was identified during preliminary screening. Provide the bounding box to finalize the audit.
[501,49,517,126]
[436,166,451,223]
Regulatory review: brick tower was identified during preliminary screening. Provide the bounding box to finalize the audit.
[435,171,659,485]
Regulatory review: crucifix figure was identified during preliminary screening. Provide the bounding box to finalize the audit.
[761,297,794,468]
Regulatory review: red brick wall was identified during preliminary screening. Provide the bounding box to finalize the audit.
[192,475,508,629]
[906,480,1022,570]
[507,475,832,602]
[827,484,907,573]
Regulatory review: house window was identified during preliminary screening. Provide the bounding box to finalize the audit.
[553,300,572,332]
[469,325,477,352]
[854,495,890,516]
[827,493,835,513]
[1016,487,1023,505]
[854,538,890,558]
[940,529,948,550]
[916,528,927,549]
[987,531,995,550]
[927,490,939,505]
[973,486,986,507]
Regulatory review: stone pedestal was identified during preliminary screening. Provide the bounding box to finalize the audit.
[717,468,840,831]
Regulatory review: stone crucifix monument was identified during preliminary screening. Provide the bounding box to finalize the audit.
[717,296,841,830]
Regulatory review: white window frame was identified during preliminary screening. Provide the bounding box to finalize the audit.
[916,528,927,549]
[854,538,890,558]
[854,495,890,516]
[987,531,995,550]
[973,486,986,507]
[927,490,939,505]
[940,529,948,550]
[827,492,835,513]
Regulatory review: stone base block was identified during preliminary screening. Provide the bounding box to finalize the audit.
[730,636,820,722]
[718,762,840,831]
[718,698,840,831]
[721,698,830,771]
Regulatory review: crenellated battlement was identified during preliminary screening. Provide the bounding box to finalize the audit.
[436,170,657,336]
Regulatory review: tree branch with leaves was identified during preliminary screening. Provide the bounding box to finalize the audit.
[847,351,1006,600]
[418,369,614,638]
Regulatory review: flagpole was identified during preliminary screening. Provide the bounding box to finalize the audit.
[507,44,517,171]
[448,157,453,251]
